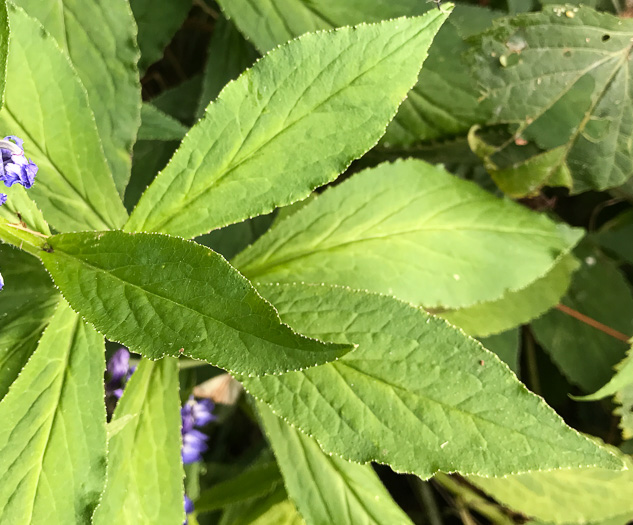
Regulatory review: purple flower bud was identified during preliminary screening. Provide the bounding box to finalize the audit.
[0,193,6,206]
[0,272,3,291]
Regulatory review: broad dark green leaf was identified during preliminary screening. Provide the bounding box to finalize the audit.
[138,103,188,141]
[0,5,127,231]
[39,231,350,375]
[0,301,106,524]
[594,209,633,265]
[479,329,520,373]
[467,6,633,193]
[14,0,142,195]
[234,159,583,309]
[242,284,621,479]
[196,15,258,119]
[0,245,58,400]
[218,0,492,145]
[532,248,633,392]
[258,403,413,525]
[469,451,633,524]
[130,0,192,72]
[92,358,185,525]
[125,10,450,238]
[439,254,579,336]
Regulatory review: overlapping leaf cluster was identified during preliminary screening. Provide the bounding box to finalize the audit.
[0,1,632,524]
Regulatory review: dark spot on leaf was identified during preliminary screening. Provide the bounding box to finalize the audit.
[602,34,611,42]
[563,50,572,58]
[42,243,54,253]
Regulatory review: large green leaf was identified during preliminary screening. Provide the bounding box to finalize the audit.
[39,230,350,375]
[92,358,184,525]
[234,160,583,309]
[0,301,107,524]
[0,245,58,400]
[0,5,127,231]
[469,451,633,524]
[532,248,633,392]
[130,0,192,71]
[14,0,141,195]
[125,10,450,239]
[217,1,493,145]
[242,284,621,479]
[439,254,579,337]
[467,6,633,193]
[258,402,413,525]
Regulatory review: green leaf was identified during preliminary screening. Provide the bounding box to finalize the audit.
[532,248,633,392]
[218,0,492,146]
[258,402,413,525]
[0,183,51,235]
[0,245,59,400]
[13,0,142,196]
[39,230,351,375]
[152,74,202,126]
[439,254,579,337]
[467,6,633,193]
[138,103,188,141]
[594,209,633,265]
[124,139,178,212]
[130,0,192,71]
[196,15,258,119]
[234,159,583,309]
[220,485,305,525]
[469,451,633,524]
[125,10,451,239]
[92,358,185,525]
[0,301,107,523]
[578,347,633,440]
[0,0,8,107]
[242,283,622,479]
[196,461,283,514]
[0,5,127,231]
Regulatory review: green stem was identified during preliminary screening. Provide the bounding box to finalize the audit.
[410,477,443,525]
[523,328,541,396]
[0,217,48,257]
[434,474,515,525]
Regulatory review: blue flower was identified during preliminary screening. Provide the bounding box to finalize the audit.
[181,396,215,464]
[184,495,194,525]
[0,136,38,208]
[105,347,135,400]
[0,136,38,191]
[0,272,3,292]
